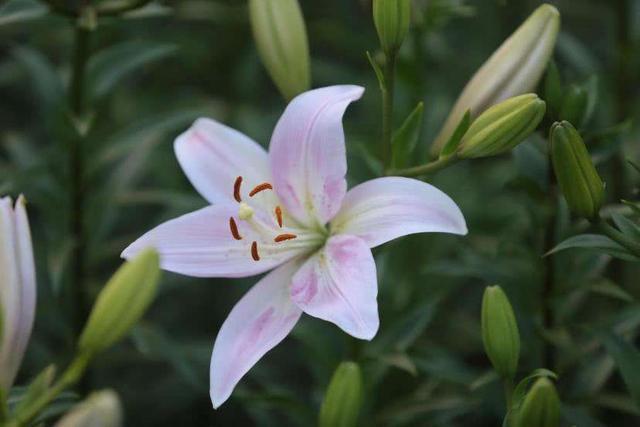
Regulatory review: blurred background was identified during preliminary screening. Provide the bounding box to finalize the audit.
[1,0,640,425]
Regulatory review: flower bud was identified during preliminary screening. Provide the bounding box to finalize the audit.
[0,195,36,392]
[249,0,311,101]
[431,4,560,155]
[517,378,561,427]
[373,0,411,55]
[481,286,520,379]
[550,121,604,219]
[319,361,363,427]
[457,94,546,159]
[54,390,122,427]
[78,249,160,356]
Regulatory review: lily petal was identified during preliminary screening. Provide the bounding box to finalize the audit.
[0,196,36,391]
[210,260,302,408]
[331,177,467,248]
[291,235,378,340]
[269,85,364,227]
[121,204,306,278]
[175,118,271,204]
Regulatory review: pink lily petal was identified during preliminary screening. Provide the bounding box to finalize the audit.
[175,118,271,204]
[331,177,468,248]
[291,235,379,340]
[269,85,364,227]
[0,196,36,391]
[121,204,308,278]
[210,260,302,408]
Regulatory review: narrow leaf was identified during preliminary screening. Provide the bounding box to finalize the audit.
[439,109,471,158]
[547,233,640,262]
[0,0,47,26]
[366,51,385,91]
[391,102,424,168]
[602,332,640,410]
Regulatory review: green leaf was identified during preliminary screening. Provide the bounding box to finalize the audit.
[588,279,635,303]
[366,50,384,91]
[611,213,640,241]
[0,0,47,26]
[439,109,471,159]
[547,234,640,262]
[13,365,56,415]
[602,332,640,410]
[87,40,178,101]
[12,45,65,113]
[391,102,424,168]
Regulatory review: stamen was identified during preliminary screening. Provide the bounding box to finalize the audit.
[274,233,297,242]
[233,176,243,202]
[229,217,242,240]
[275,206,283,228]
[249,182,273,197]
[251,241,260,261]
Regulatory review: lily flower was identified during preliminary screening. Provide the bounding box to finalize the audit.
[0,195,36,392]
[122,85,467,408]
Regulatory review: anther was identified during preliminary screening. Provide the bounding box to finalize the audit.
[249,182,273,197]
[251,241,260,261]
[274,233,297,243]
[275,206,283,228]
[233,176,243,202]
[229,217,242,240]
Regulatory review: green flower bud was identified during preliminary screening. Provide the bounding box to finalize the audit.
[431,4,559,155]
[559,84,588,126]
[517,378,561,427]
[550,121,604,219]
[481,286,520,379]
[78,249,160,356]
[319,362,363,427]
[249,0,311,101]
[373,0,411,55]
[457,94,546,159]
[54,390,122,427]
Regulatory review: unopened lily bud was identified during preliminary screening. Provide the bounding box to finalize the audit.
[517,378,560,427]
[457,94,546,159]
[0,195,36,392]
[249,0,311,101]
[481,286,520,379]
[431,4,560,155]
[559,84,588,126]
[55,390,122,427]
[373,0,411,55]
[550,121,604,219]
[319,362,363,427]
[78,249,160,356]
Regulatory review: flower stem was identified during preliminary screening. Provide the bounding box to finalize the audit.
[542,165,557,370]
[387,154,459,177]
[6,355,90,427]
[381,51,397,172]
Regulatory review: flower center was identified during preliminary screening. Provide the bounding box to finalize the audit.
[229,175,317,261]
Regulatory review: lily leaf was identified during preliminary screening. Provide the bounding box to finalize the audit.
[0,0,47,27]
[439,109,471,159]
[547,233,640,262]
[602,332,640,410]
[391,102,424,168]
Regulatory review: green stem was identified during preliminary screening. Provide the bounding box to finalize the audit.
[0,388,7,423]
[388,154,459,177]
[7,355,90,427]
[542,169,557,370]
[381,51,397,172]
[503,378,514,412]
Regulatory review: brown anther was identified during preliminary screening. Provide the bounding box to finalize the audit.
[275,206,283,228]
[274,233,297,243]
[229,217,242,240]
[233,176,243,202]
[249,182,273,197]
[251,241,260,261]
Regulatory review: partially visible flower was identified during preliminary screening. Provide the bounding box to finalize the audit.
[431,4,560,155]
[0,195,36,392]
[54,390,122,427]
[123,85,467,408]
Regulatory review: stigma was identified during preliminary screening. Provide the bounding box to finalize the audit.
[238,202,254,220]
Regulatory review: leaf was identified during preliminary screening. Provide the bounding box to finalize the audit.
[0,0,48,26]
[13,365,56,415]
[12,45,65,114]
[581,75,598,127]
[602,332,640,410]
[588,280,634,303]
[391,102,424,168]
[378,353,418,376]
[366,50,384,91]
[87,40,178,101]
[546,234,640,262]
[611,213,640,241]
[439,109,471,159]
